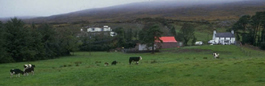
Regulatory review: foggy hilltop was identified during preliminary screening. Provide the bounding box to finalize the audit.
[22,0,265,23]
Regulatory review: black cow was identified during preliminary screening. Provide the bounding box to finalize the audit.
[10,69,24,78]
[24,64,35,75]
[111,61,117,65]
[129,56,142,65]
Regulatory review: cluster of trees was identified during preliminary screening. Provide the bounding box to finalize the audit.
[0,18,78,63]
[139,22,163,54]
[175,23,196,46]
[231,11,265,49]
[137,17,197,46]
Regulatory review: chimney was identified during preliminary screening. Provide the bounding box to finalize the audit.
[213,30,216,40]
[231,30,234,34]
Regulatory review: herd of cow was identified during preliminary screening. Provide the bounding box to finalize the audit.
[9,56,143,78]
[9,54,219,78]
[104,56,143,66]
[10,64,35,78]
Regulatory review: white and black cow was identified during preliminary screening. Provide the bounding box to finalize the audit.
[10,69,24,78]
[104,62,109,66]
[111,61,117,65]
[129,56,142,65]
[213,53,220,59]
[24,64,35,75]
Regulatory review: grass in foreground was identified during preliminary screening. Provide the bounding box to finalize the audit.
[1,45,265,86]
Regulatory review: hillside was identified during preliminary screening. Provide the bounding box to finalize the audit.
[24,0,265,23]
[1,45,265,85]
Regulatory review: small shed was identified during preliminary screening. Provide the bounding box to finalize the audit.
[157,36,178,49]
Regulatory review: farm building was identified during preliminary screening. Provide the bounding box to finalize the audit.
[210,30,236,45]
[156,36,178,48]
[130,36,178,52]
[123,36,179,53]
[80,25,116,37]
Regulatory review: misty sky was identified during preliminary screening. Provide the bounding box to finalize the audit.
[0,0,246,18]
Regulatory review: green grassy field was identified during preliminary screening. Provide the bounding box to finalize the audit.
[1,45,265,86]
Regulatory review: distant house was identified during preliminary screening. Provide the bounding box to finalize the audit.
[80,25,116,37]
[123,36,179,53]
[211,30,235,45]
[135,36,178,51]
[156,36,178,48]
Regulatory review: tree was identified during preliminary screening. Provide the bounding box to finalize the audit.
[232,15,251,32]
[178,23,195,46]
[139,22,163,54]
[168,24,177,40]
[113,27,126,48]
[231,11,265,49]
[56,27,79,55]
[27,24,46,60]
[37,24,58,58]
[3,18,39,62]
[1,19,81,63]
[78,32,95,55]
[0,21,14,63]
[192,37,197,46]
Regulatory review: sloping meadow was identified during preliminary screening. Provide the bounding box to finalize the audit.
[1,45,265,86]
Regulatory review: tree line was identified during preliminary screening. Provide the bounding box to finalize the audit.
[230,11,265,49]
[0,18,197,63]
[0,18,78,63]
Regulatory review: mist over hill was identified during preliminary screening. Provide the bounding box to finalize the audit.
[24,0,265,23]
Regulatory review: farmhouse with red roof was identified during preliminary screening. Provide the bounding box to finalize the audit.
[124,36,179,53]
[156,36,178,49]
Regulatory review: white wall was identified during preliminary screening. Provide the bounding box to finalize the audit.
[103,26,111,31]
[138,44,156,51]
[231,37,235,44]
[87,27,102,32]
[214,37,219,44]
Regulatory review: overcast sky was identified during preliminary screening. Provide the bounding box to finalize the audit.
[0,0,246,18]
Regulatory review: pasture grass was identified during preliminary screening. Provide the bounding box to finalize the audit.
[1,45,265,86]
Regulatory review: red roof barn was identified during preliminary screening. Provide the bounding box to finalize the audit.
[156,36,178,49]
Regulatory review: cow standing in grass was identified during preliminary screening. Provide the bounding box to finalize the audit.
[24,64,35,75]
[104,62,109,66]
[10,69,24,78]
[111,61,117,65]
[213,53,219,59]
[129,56,142,65]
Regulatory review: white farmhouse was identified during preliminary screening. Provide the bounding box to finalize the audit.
[81,25,116,37]
[211,30,235,45]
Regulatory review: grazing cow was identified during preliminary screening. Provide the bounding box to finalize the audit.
[104,62,109,66]
[111,61,117,65]
[10,69,24,78]
[24,64,35,75]
[129,56,142,65]
[213,53,219,59]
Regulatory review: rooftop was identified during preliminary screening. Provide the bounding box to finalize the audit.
[215,32,235,37]
[158,36,177,42]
